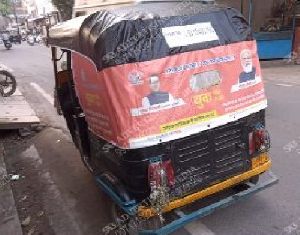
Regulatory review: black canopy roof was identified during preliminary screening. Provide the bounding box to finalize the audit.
[48,1,252,71]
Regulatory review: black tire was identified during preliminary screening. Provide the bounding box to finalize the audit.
[0,70,17,97]
[233,175,260,192]
[249,175,260,185]
[5,43,11,50]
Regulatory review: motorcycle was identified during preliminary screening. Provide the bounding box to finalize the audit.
[36,35,43,44]
[11,34,22,44]
[3,39,12,50]
[0,64,17,97]
[27,35,35,46]
[21,34,27,41]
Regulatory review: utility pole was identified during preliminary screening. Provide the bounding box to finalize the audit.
[12,0,20,35]
[240,0,244,14]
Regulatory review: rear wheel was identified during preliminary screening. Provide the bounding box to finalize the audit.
[249,175,260,185]
[111,203,163,235]
[233,175,260,192]
[0,70,16,97]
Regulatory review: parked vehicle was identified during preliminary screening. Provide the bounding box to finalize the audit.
[21,29,27,41]
[48,1,278,234]
[36,34,43,43]
[9,34,22,44]
[6,28,22,44]
[3,37,12,49]
[0,64,16,97]
[27,35,35,46]
[21,34,27,41]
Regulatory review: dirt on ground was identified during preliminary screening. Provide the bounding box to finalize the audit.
[1,129,55,235]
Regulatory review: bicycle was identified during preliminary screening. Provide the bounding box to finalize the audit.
[0,64,17,97]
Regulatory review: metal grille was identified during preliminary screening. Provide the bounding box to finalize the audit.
[171,120,251,197]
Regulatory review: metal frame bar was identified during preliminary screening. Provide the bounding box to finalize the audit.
[248,0,253,29]
[239,0,253,28]
[51,47,58,89]
[291,1,297,47]
[240,0,244,15]
[95,176,137,215]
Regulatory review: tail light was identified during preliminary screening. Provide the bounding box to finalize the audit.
[249,125,270,155]
[148,159,175,188]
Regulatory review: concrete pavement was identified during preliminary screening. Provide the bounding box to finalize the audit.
[0,143,22,235]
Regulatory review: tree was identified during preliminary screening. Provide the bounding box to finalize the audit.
[0,0,11,16]
[51,0,74,21]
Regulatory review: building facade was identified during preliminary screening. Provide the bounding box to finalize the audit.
[219,0,284,31]
[0,16,12,30]
[73,0,134,17]
[72,0,285,32]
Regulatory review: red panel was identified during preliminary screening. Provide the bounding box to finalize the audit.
[72,40,267,149]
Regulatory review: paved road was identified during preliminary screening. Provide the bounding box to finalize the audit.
[1,43,300,235]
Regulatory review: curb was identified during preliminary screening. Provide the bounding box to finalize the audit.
[0,143,23,235]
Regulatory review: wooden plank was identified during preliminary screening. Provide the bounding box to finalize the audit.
[0,89,40,129]
[0,89,25,105]
[10,89,22,96]
[0,104,37,117]
[0,116,40,123]
[0,88,22,98]
[0,96,26,105]
[0,116,40,129]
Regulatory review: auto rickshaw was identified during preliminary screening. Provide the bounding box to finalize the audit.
[7,28,22,44]
[47,1,278,234]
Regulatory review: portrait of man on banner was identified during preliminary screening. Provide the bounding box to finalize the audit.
[231,49,262,93]
[142,75,174,108]
[239,49,257,83]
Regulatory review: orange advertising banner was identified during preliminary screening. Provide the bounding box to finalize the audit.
[72,40,267,149]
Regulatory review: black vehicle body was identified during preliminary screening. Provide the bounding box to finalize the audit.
[9,34,22,44]
[88,110,266,200]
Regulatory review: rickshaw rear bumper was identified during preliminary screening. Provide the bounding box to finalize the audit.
[139,168,278,235]
[138,153,273,217]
